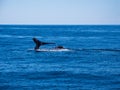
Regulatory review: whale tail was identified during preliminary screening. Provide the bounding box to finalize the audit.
[33,38,55,50]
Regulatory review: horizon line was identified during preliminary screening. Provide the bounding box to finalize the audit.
[0,24,120,26]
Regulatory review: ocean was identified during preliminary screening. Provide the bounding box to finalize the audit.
[0,25,120,90]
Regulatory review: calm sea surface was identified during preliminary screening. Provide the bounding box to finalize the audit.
[0,25,120,90]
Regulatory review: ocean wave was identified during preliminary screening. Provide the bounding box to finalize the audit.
[46,36,102,40]
[0,71,110,80]
[80,30,120,33]
[0,35,42,38]
[0,34,102,40]
[0,27,39,30]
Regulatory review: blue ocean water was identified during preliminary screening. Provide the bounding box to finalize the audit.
[0,25,120,90]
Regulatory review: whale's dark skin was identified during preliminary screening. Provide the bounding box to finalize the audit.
[33,38,55,50]
[55,46,64,49]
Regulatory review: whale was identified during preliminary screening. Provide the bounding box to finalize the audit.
[33,38,55,50]
[32,38,71,52]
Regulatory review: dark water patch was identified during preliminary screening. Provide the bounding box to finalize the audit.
[110,81,120,85]
[0,85,10,90]
[109,88,120,90]
[0,71,111,79]
[76,48,120,52]
[91,49,120,52]
[0,71,112,81]
[23,71,71,80]
[110,74,120,77]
